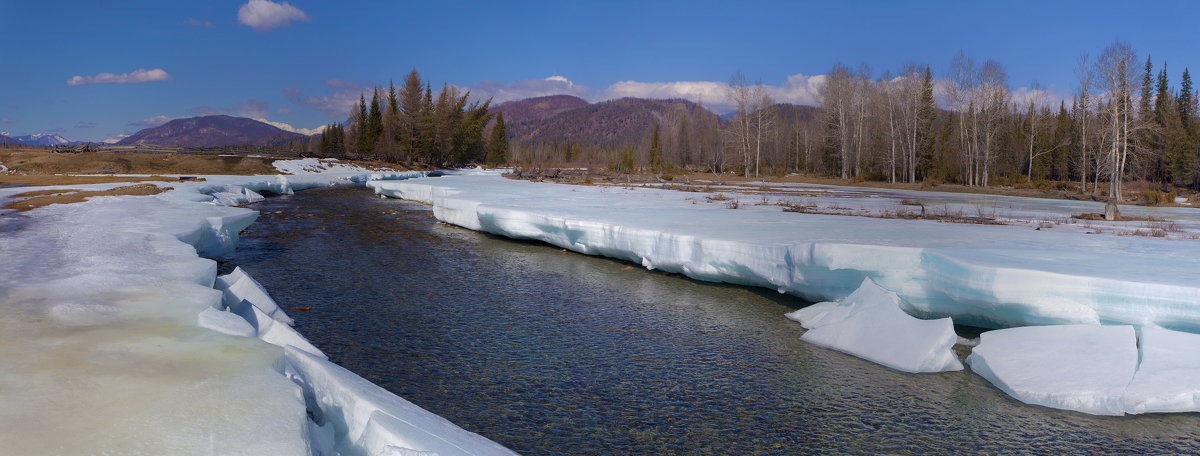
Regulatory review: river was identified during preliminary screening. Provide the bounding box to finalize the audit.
[220,185,1200,455]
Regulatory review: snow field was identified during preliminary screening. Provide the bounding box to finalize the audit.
[0,168,513,455]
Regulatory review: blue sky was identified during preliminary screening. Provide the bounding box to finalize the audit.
[2,0,1199,142]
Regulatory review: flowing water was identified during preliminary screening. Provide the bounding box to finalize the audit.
[221,185,1200,455]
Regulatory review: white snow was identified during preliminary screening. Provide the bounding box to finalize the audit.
[217,266,295,326]
[367,173,1200,332]
[285,347,518,456]
[275,157,391,175]
[1121,326,1200,414]
[0,168,512,454]
[197,306,257,337]
[968,325,1138,415]
[796,278,962,373]
[968,324,1200,415]
[784,301,839,329]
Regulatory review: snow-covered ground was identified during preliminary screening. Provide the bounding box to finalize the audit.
[369,172,1200,415]
[0,168,516,455]
[608,180,1200,239]
[275,157,393,175]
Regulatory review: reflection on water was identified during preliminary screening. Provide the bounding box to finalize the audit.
[221,186,1200,455]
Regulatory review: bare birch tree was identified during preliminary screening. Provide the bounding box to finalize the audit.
[820,63,856,179]
[1096,41,1137,201]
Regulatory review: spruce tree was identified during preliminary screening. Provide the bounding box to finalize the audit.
[648,122,663,172]
[354,93,369,154]
[417,84,436,163]
[367,88,384,154]
[1140,56,1154,119]
[1155,64,1170,125]
[400,70,423,156]
[1180,68,1194,132]
[384,82,400,161]
[453,98,492,164]
[486,113,508,166]
[917,66,937,180]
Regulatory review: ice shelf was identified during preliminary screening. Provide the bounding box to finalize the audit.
[0,169,514,455]
[968,324,1200,415]
[367,174,1200,332]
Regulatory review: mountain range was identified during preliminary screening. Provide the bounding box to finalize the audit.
[10,97,821,150]
[116,115,306,147]
[493,95,725,147]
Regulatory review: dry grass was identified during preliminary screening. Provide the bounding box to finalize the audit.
[5,183,170,211]
[0,148,279,175]
[0,174,203,187]
[1072,212,1167,222]
[779,201,1004,225]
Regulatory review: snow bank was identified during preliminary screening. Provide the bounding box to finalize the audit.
[367,174,1200,332]
[796,278,962,373]
[1122,326,1200,414]
[285,348,519,456]
[968,325,1200,415]
[968,325,1137,415]
[0,169,513,454]
[216,266,295,326]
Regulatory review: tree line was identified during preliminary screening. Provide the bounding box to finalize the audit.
[313,69,509,167]
[509,41,1198,201]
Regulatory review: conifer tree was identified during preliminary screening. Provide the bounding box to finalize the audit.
[917,66,937,180]
[1155,64,1170,125]
[367,88,384,154]
[648,122,663,172]
[453,97,492,163]
[1180,68,1194,132]
[384,82,401,160]
[354,93,369,154]
[1140,56,1154,119]
[400,70,423,156]
[486,113,508,166]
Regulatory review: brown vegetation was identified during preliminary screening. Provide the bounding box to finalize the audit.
[5,184,170,211]
[0,148,278,176]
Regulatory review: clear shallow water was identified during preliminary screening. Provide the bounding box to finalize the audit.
[221,186,1200,455]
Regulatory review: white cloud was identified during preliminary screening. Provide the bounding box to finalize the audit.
[285,80,364,119]
[101,134,130,144]
[129,115,178,127]
[253,118,325,136]
[597,73,826,113]
[1010,86,1070,110]
[237,0,310,32]
[192,99,269,118]
[466,76,591,104]
[67,68,172,86]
